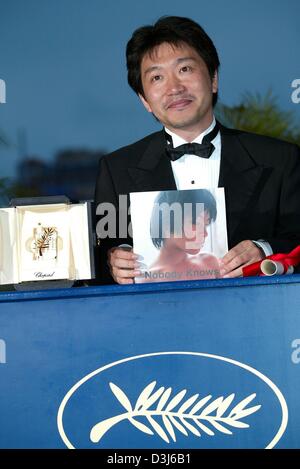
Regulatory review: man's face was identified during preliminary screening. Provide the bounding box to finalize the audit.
[139,42,218,136]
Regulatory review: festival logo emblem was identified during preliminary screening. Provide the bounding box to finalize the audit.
[57,352,288,449]
[90,381,261,444]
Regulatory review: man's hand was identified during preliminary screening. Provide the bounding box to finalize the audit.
[108,247,141,285]
[220,240,265,278]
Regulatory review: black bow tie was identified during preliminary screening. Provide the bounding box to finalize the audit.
[166,141,214,160]
[165,122,219,161]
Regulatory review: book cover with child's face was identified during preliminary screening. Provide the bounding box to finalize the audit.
[130,188,228,283]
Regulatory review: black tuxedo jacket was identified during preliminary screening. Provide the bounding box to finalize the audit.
[95,124,300,283]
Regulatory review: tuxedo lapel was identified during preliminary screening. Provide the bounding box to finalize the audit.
[219,126,272,240]
[127,131,176,192]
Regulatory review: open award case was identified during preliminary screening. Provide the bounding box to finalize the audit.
[0,196,95,289]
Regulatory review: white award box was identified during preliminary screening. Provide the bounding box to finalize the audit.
[0,198,95,286]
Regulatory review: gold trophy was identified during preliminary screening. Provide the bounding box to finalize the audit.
[32,223,58,261]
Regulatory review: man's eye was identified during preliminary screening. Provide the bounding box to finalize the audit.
[180,66,192,72]
[151,75,161,82]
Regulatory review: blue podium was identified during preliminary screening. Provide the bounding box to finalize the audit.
[0,276,300,449]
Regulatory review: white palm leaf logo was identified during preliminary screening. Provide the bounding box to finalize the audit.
[90,381,261,444]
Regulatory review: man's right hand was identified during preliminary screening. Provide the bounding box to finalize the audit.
[107,247,141,284]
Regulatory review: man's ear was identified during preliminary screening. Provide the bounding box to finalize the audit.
[212,71,218,94]
[138,93,153,113]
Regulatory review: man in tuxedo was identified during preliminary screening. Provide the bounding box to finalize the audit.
[95,16,300,284]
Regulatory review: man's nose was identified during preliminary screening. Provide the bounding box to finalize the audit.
[166,74,185,94]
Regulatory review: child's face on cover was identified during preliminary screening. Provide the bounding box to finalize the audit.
[165,210,210,255]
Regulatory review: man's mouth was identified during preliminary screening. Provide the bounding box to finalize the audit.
[166,98,193,110]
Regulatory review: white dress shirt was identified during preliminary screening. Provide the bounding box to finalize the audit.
[165,117,221,190]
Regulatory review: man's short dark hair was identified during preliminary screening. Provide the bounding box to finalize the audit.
[126,16,220,106]
[150,189,217,249]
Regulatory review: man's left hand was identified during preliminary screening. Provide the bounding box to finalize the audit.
[220,240,265,278]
